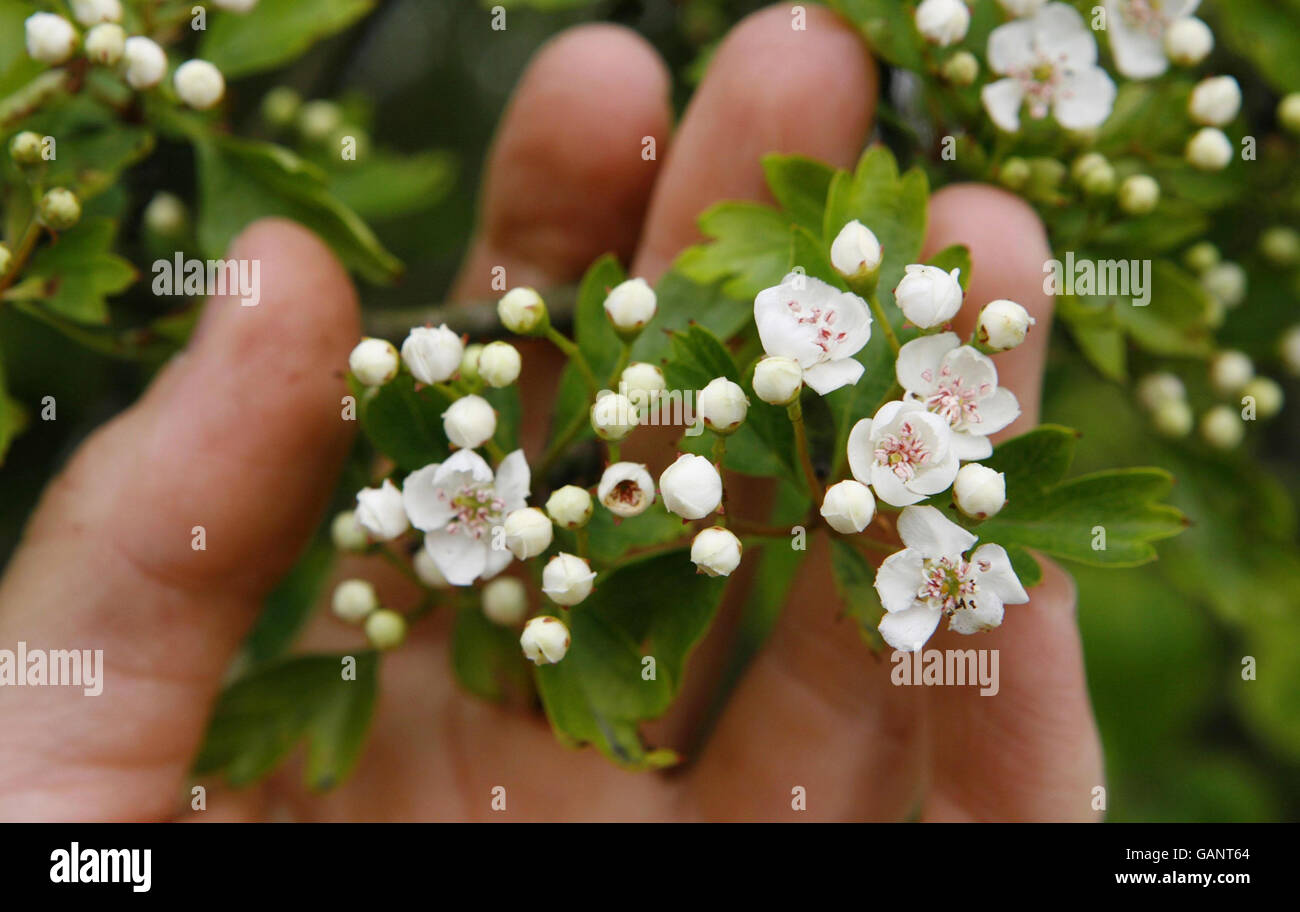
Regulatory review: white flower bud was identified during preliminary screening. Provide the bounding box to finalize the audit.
[1080,161,1116,197]
[122,36,167,90]
[330,510,369,552]
[355,479,408,541]
[1188,76,1241,127]
[976,299,1036,351]
[143,191,186,236]
[1209,350,1254,396]
[1282,325,1300,376]
[459,343,484,383]
[602,277,656,334]
[71,0,122,25]
[953,463,1006,520]
[915,0,969,47]
[1242,377,1284,420]
[996,0,1047,15]
[895,263,964,328]
[478,341,521,388]
[597,462,655,518]
[752,355,803,406]
[621,362,666,405]
[1136,372,1186,411]
[1259,227,1300,267]
[261,86,301,128]
[541,553,596,607]
[590,392,637,441]
[9,131,43,166]
[1118,174,1160,216]
[698,377,749,434]
[365,609,407,650]
[298,100,342,142]
[25,13,78,65]
[482,577,528,626]
[1185,127,1233,171]
[174,59,225,110]
[400,324,462,385]
[1280,93,1300,136]
[503,507,553,559]
[349,337,399,386]
[520,616,569,665]
[830,220,883,281]
[413,546,450,588]
[1201,261,1246,308]
[84,23,125,66]
[941,50,979,86]
[819,480,876,534]
[1071,152,1108,184]
[658,453,723,520]
[497,287,547,335]
[442,394,496,449]
[1152,398,1193,438]
[213,0,260,12]
[545,485,593,529]
[332,579,378,623]
[1164,17,1213,67]
[1184,241,1220,274]
[1200,405,1244,449]
[690,527,743,577]
[38,188,81,231]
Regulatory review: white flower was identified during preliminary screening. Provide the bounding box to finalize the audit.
[174,59,224,110]
[1117,174,1160,216]
[915,0,970,47]
[330,510,369,552]
[590,392,637,441]
[1185,127,1232,171]
[26,13,78,65]
[1104,0,1201,80]
[1283,326,1300,376]
[521,616,569,665]
[498,287,547,335]
[84,23,125,65]
[1188,76,1241,127]
[413,545,450,588]
[603,277,657,333]
[953,463,1007,519]
[442,394,497,449]
[1242,378,1283,420]
[332,579,378,623]
[998,0,1048,16]
[1201,261,1246,308]
[542,553,597,607]
[478,341,521,388]
[621,362,666,409]
[752,355,803,406]
[982,3,1116,132]
[819,480,876,534]
[754,273,872,395]
[483,577,528,626]
[894,332,1021,459]
[976,299,1036,351]
[1200,405,1243,449]
[122,36,167,90]
[597,462,655,518]
[1209,350,1253,396]
[848,401,960,507]
[895,264,964,328]
[875,505,1029,651]
[1152,398,1193,437]
[829,220,883,280]
[403,449,529,585]
[1164,17,1213,67]
[545,485,593,529]
[659,453,723,520]
[698,377,749,434]
[1136,372,1185,411]
[213,0,260,12]
[401,324,463,385]
[355,479,409,541]
[503,507,553,559]
[71,0,122,25]
[690,527,743,577]
[365,610,406,650]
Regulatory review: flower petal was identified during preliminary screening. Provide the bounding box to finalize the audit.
[1053,65,1117,129]
[982,78,1026,132]
[951,431,994,461]
[948,593,1004,634]
[875,548,925,614]
[987,19,1036,73]
[943,345,998,396]
[493,449,531,510]
[434,447,493,488]
[896,332,959,395]
[803,357,864,395]
[847,418,875,484]
[426,530,489,586]
[897,504,977,559]
[879,603,943,652]
[402,463,452,531]
[480,534,514,580]
[1105,1,1167,79]
[971,543,1030,604]
[1034,2,1096,68]
[975,386,1021,435]
[871,462,924,507]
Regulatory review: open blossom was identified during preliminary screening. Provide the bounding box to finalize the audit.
[754,273,872,395]
[403,449,530,586]
[1104,0,1202,80]
[875,506,1029,652]
[598,462,655,518]
[848,401,960,507]
[982,2,1116,132]
[895,333,1021,460]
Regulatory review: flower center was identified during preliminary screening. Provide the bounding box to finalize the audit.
[923,368,990,431]
[918,557,978,614]
[874,420,931,481]
[786,299,848,355]
[608,479,645,508]
[1121,0,1170,37]
[443,483,505,539]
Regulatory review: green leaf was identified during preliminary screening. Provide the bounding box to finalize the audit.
[549,254,625,444]
[245,537,335,664]
[1213,0,1300,93]
[20,218,136,324]
[0,2,42,97]
[926,244,972,292]
[578,501,687,566]
[828,538,884,651]
[761,154,835,234]
[0,347,27,466]
[200,0,377,79]
[329,150,456,220]
[830,0,926,70]
[675,202,793,301]
[629,270,751,366]
[452,600,533,703]
[194,652,379,791]
[356,372,452,471]
[1113,260,1214,358]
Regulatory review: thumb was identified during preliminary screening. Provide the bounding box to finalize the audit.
[0,219,358,821]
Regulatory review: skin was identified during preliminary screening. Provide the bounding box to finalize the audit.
[0,5,1102,822]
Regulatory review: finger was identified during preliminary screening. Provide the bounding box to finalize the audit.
[631,3,877,281]
[0,219,359,821]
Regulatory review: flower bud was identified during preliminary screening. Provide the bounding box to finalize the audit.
[482,577,528,626]
[84,23,125,65]
[9,131,44,166]
[1080,160,1116,197]
[355,479,409,541]
[997,0,1047,15]
[38,188,81,231]
[1188,76,1241,127]
[400,325,462,385]
[597,462,655,518]
[1071,152,1108,185]
[1185,127,1233,171]
[690,527,743,577]
[442,394,497,449]
[143,191,187,237]
[71,0,122,25]
[915,0,969,47]
[698,377,749,434]
[998,157,1031,191]
[478,341,521,387]
[122,36,167,90]
[330,510,369,552]
[621,362,666,406]
[332,579,378,623]
[541,553,596,607]
[976,299,1035,351]
[1242,377,1284,420]
[953,463,1006,520]
[1026,157,1066,200]
[0,243,11,278]
[941,50,979,86]
[1259,227,1300,268]
[590,392,637,441]
[349,337,399,386]
[1118,174,1160,216]
[1164,17,1212,66]
[298,100,342,142]
[829,220,883,282]
[1183,241,1220,274]
[603,277,656,335]
[658,453,723,520]
[752,355,803,406]
[546,485,593,529]
[819,480,876,534]
[896,264,964,328]
[520,615,569,665]
[413,545,450,588]
[261,86,301,128]
[213,0,260,11]
[174,59,225,110]
[1136,372,1185,411]
[497,287,548,335]
[503,507,553,559]
[1279,93,1300,136]
[365,609,407,650]
[459,343,484,383]
[1152,398,1193,438]
[1284,326,1300,376]
[1201,261,1246,309]
[25,13,78,65]
[1209,350,1254,396]
[1200,405,1243,449]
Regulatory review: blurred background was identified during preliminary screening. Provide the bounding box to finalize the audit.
[1,0,1296,821]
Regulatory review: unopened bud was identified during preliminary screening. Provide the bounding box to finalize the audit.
[482,577,528,626]
[545,485,593,529]
[332,579,378,623]
[365,609,407,650]
[349,337,399,387]
[497,287,548,335]
[38,188,81,231]
[953,463,1006,520]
